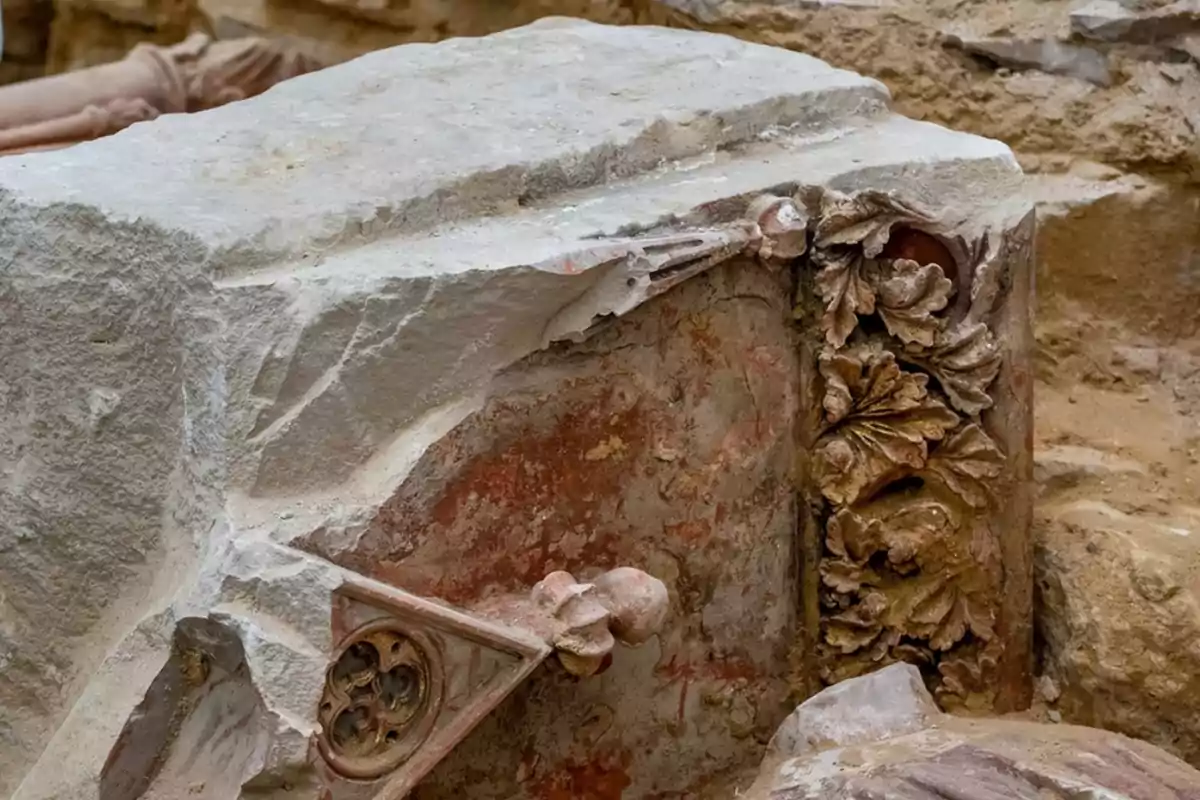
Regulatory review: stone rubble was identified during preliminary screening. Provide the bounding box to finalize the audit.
[942,34,1112,87]
[751,663,1200,799]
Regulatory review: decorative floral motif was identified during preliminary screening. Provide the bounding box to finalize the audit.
[904,322,1001,416]
[813,189,937,258]
[819,498,997,661]
[800,187,1014,709]
[898,233,1005,415]
[815,345,959,506]
[935,639,1005,712]
[925,424,1005,509]
[874,259,954,347]
[810,190,948,348]
[814,247,878,348]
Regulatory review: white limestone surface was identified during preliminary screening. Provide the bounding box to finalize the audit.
[0,18,1021,799]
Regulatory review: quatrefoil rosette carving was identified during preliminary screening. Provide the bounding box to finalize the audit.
[314,566,669,784]
[316,621,445,780]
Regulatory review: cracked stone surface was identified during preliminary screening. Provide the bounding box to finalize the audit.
[752,663,1200,799]
[0,18,1029,800]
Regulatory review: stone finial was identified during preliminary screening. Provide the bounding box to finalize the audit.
[532,568,669,677]
[591,566,671,645]
[749,194,810,262]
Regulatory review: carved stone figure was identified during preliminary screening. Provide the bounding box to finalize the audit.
[0,32,321,154]
[0,19,1035,800]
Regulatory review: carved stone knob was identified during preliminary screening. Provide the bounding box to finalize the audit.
[532,567,669,677]
[532,571,614,677]
[592,567,670,646]
[749,194,809,262]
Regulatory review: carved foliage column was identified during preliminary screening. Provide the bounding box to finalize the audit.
[795,189,1034,712]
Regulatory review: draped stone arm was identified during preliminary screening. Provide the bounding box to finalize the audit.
[0,97,161,155]
[0,33,322,154]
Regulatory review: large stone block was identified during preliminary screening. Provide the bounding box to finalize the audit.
[0,18,1033,799]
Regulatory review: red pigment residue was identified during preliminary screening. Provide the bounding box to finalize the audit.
[363,385,656,604]
[656,654,760,683]
[529,749,633,800]
[663,518,712,545]
[686,314,722,365]
[654,653,762,727]
[881,227,959,285]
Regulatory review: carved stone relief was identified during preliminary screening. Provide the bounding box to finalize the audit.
[80,186,1028,799]
[0,21,1036,800]
[311,567,669,799]
[0,33,322,155]
[293,188,1030,793]
[297,248,802,798]
[526,186,1029,715]
[317,621,444,780]
[794,188,1032,712]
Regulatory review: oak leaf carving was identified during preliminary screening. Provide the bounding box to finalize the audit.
[821,499,998,665]
[824,591,888,654]
[826,501,954,575]
[924,424,1005,509]
[810,190,940,348]
[815,346,960,506]
[905,322,1001,416]
[821,499,976,661]
[814,189,937,258]
[820,557,872,594]
[893,568,997,649]
[913,584,992,651]
[814,247,877,348]
[935,639,1004,711]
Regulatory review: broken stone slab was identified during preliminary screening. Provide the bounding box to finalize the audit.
[764,658,939,762]
[751,663,1200,798]
[944,34,1112,86]
[1071,0,1200,43]
[1173,31,1200,61]
[1071,0,1139,40]
[0,17,1032,800]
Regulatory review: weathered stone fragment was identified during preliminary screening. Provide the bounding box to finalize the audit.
[0,18,1032,800]
[764,659,938,762]
[752,663,1200,799]
[944,35,1111,86]
[1071,0,1200,43]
